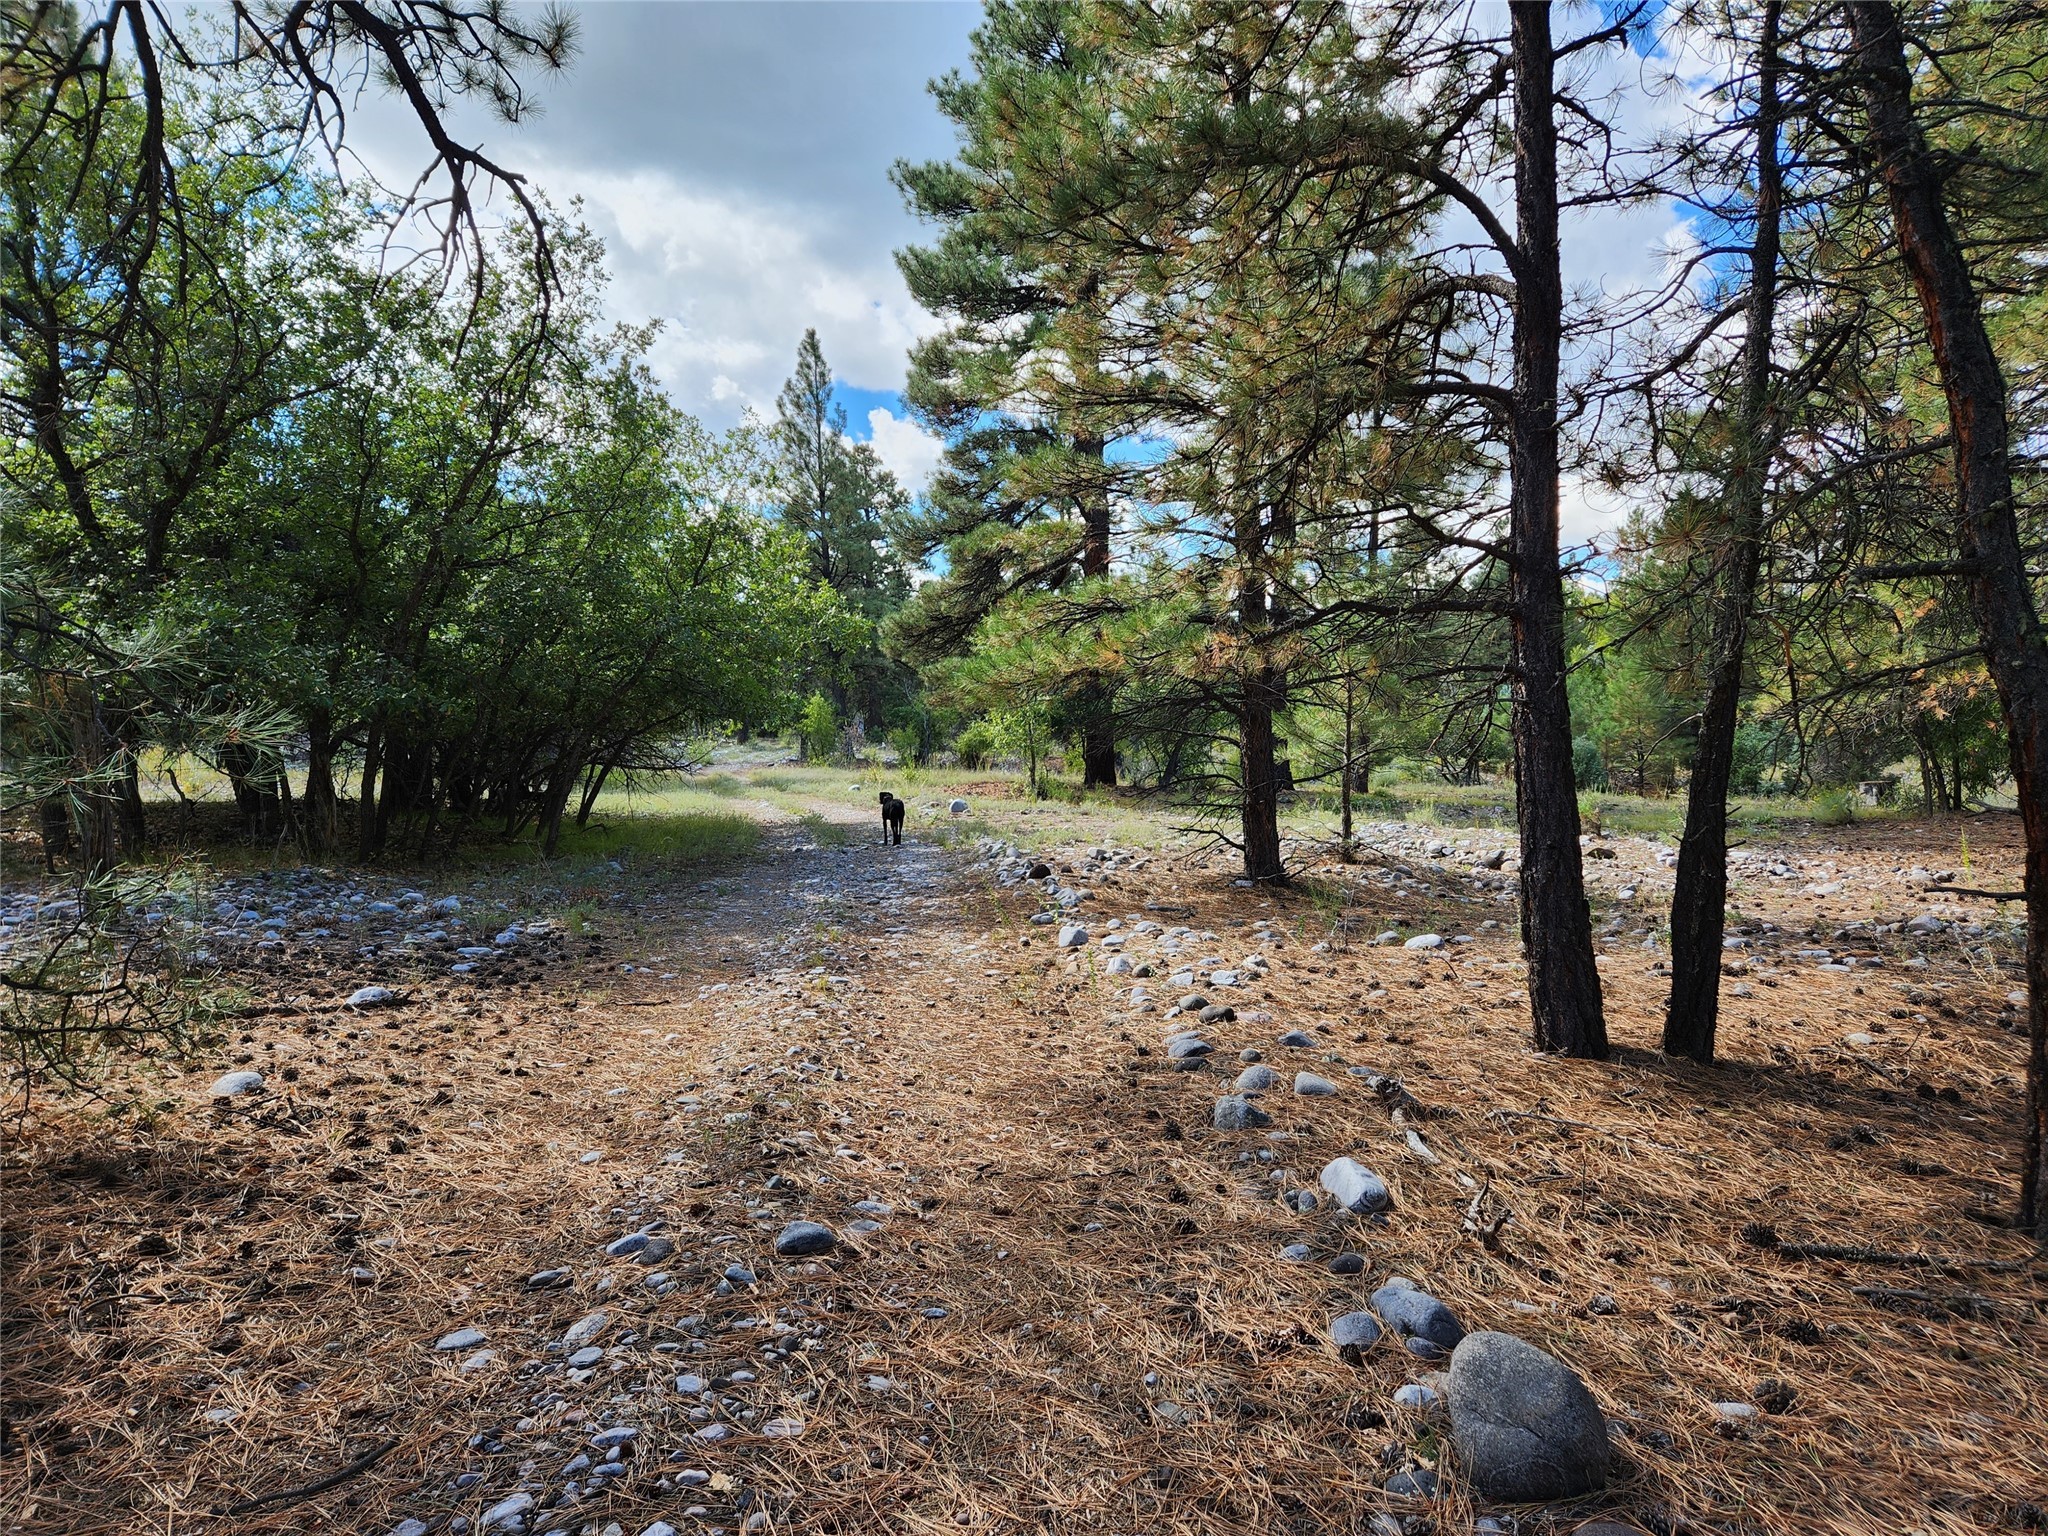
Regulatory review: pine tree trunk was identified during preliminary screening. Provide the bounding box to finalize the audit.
[1240,677,1285,883]
[1341,677,1356,859]
[1508,1,1606,1057]
[1077,433,1118,788]
[1667,0,1782,1065]
[1849,0,2048,1235]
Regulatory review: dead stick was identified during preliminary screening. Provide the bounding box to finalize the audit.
[215,1438,401,1516]
[1928,883,2026,900]
[1771,1240,2026,1273]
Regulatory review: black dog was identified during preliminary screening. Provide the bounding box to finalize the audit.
[878,791,905,846]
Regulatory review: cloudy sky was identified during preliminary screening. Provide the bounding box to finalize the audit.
[348,2,1709,541]
[354,1,980,493]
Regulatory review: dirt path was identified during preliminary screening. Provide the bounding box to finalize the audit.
[4,799,2044,1536]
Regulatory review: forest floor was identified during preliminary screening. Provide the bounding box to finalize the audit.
[3,768,2044,1536]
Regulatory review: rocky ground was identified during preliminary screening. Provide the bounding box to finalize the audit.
[2,783,2043,1536]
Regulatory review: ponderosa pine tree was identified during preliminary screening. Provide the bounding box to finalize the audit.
[1665,0,1789,1063]
[1845,0,2048,1234]
[771,329,915,730]
[890,0,1121,786]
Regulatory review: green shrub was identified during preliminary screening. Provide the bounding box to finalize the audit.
[798,693,838,763]
[1813,787,1856,826]
[953,717,999,770]
[1572,736,1608,791]
[887,723,924,768]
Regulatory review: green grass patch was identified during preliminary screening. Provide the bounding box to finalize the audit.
[536,809,762,867]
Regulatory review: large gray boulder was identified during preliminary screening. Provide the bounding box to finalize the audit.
[1447,1331,1609,1501]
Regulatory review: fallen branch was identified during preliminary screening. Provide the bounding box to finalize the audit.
[215,1438,401,1516]
[1851,1284,1999,1321]
[1739,1227,2029,1275]
[1927,883,2026,901]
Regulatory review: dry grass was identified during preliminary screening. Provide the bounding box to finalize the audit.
[2,792,2043,1536]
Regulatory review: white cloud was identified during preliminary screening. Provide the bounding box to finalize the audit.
[1559,472,1637,553]
[866,406,946,495]
[535,161,943,428]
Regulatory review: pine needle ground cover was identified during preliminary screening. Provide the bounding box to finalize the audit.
[3,775,2041,1536]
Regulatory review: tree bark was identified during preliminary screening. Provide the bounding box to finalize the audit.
[357,724,384,859]
[1508,2,1606,1057]
[576,759,614,828]
[1240,677,1285,882]
[302,715,340,855]
[1666,0,1782,1064]
[1341,675,1356,858]
[1076,433,1119,788]
[116,743,147,857]
[1848,0,2048,1235]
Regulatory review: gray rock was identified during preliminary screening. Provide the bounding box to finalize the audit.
[1328,1251,1365,1276]
[1212,1095,1272,1131]
[1234,1064,1281,1093]
[1277,1029,1315,1048]
[590,1425,639,1448]
[1166,1034,1213,1060]
[1177,993,1209,1011]
[1280,1243,1312,1262]
[774,1220,837,1258]
[567,1346,604,1368]
[1330,1310,1383,1357]
[1403,933,1445,950]
[1320,1156,1392,1215]
[345,985,397,1007]
[1056,924,1089,948]
[435,1327,486,1351]
[634,1237,675,1265]
[481,1493,534,1531]
[949,798,969,814]
[605,1232,651,1258]
[1370,1277,1462,1349]
[1294,1072,1338,1097]
[1446,1330,1609,1500]
[561,1310,610,1347]
[1391,1383,1440,1410]
[389,1522,431,1536]
[1385,1468,1439,1498]
[1197,1003,1237,1025]
[208,1069,265,1098]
